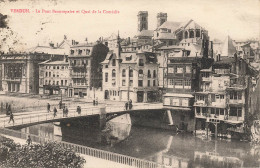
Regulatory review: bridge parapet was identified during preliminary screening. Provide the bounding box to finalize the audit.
[0,103,164,128]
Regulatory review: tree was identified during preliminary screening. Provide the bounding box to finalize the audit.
[0,137,86,168]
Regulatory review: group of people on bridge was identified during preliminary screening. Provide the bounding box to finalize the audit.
[125,99,133,110]
[47,102,82,118]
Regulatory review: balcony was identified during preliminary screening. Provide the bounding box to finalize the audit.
[202,77,211,82]
[71,63,87,68]
[211,101,226,108]
[195,112,207,119]
[194,100,207,107]
[70,73,87,78]
[224,116,244,124]
[228,99,244,105]
[4,77,22,82]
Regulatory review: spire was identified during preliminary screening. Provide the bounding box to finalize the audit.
[117,30,121,59]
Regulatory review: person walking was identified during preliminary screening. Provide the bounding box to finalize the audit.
[59,101,62,109]
[129,99,133,110]
[125,102,128,110]
[77,106,81,115]
[65,106,69,117]
[47,103,50,113]
[26,135,32,145]
[8,112,14,124]
[53,107,57,117]
[63,106,66,117]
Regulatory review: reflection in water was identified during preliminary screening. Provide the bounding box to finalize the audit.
[18,116,260,168]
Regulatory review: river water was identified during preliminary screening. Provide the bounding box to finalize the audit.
[17,115,260,168]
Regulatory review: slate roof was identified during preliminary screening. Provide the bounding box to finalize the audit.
[136,30,154,37]
[158,21,182,32]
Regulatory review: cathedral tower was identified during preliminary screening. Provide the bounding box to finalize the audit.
[157,12,167,28]
[137,11,148,32]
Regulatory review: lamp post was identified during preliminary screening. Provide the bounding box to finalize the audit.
[127,66,130,101]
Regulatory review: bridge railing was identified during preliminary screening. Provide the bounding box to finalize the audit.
[105,104,163,113]
[0,128,168,168]
[1,103,163,128]
[1,107,102,128]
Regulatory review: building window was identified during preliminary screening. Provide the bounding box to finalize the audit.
[122,80,126,86]
[177,66,183,73]
[104,73,108,82]
[230,91,242,100]
[129,69,133,77]
[196,30,200,37]
[139,59,144,66]
[174,79,183,86]
[46,72,48,77]
[45,80,48,85]
[129,80,133,86]
[153,80,156,86]
[112,69,116,77]
[138,69,143,77]
[148,80,150,86]
[49,72,51,77]
[105,65,108,68]
[138,80,143,87]
[230,107,242,117]
[61,80,63,86]
[153,70,156,78]
[148,70,151,78]
[112,59,116,66]
[185,31,188,39]
[168,79,174,86]
[184,80,191,86]
[53,66,56,69]
[122,69,126,77]
[57,81,59,85]
[65,80,67,86]
[186,66,191,73]
[189,31,194,38]
[168,67,174,73]
[53,74,55,77]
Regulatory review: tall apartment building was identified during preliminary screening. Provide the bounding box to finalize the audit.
[194,36,259,138]
[39,59,71,96]
[101,35,159,102]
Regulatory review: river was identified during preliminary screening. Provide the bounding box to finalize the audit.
[17,115,260,168]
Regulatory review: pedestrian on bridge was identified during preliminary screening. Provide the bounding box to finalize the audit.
[53,107,57,117]
[47,103,51,113]
[125,102,128,110]
[65,106,69,117]
[129,99,133,110]
[26,135,32,145]
[8,112,14,124]
[59,101,62,109]
[77,106,81,115]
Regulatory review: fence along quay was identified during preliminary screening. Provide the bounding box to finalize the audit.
[0,128,169,168]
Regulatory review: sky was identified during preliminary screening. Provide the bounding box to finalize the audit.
[0,0,260,51]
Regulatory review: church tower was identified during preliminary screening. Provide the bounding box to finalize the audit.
[137,11,148,32]
[157,12,167,28]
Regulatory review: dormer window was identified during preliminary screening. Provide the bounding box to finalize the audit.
[112,59,116,66]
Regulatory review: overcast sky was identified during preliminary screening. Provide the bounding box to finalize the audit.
[0,0,260,50]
